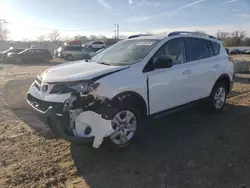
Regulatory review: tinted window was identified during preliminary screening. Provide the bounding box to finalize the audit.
[93,42,103,44]
[210,41,220,55]
[35,49,45,54]
[153,38,185,64]
[64,46,81,51]
[185,38,210,61]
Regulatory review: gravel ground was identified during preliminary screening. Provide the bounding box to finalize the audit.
[0,60,250,188]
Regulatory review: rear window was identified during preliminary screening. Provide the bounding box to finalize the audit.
[64,46,82,51]
[210,41,220,55]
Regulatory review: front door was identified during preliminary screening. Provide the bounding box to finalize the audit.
[146,38,194,115]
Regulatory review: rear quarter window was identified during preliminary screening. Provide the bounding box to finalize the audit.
[185,38,210,62]
[210,41,220,55]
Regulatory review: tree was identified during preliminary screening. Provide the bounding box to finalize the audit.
[195,30,207,35]
[48,30,60,42]
[89,35,98,41]
[0,20,10,41]
[37,35,45,42]
[73,35,88,42]
[119,35,128,39]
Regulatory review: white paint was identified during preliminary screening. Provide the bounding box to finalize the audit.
[27,33,234,148]
[74,111,113,148]
[40,61,129,83]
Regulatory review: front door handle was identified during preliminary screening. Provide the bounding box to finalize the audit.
[213,64,220,68]
[182,69,192,75]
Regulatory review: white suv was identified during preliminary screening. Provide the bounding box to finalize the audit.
[84,41,106,49]
[27,31,234,149]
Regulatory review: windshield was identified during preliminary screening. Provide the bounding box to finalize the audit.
[91,39,159,65]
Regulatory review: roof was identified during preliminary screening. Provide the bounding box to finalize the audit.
[127,35,167,40]
[127,32,220,43]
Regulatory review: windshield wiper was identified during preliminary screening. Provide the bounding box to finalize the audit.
[96,62,111,66]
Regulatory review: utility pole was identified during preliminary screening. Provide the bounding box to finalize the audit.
[114,24,117,40]
[114,29,116,39]
[0,19,8,40]
[114,23,119,41]
[117,23,119,40]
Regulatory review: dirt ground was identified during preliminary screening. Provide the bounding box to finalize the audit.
[0,57,250,188]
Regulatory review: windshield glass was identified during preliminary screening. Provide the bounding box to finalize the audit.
[91,39,159,65]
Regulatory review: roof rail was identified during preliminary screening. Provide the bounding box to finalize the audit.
[168,31,217,40]
[128,34,154,39]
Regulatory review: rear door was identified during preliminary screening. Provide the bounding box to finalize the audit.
[22,49,36,61]
[34,49,46,61]
[183,37,218,100]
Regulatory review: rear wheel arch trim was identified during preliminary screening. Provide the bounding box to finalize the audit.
[211,74,231,93]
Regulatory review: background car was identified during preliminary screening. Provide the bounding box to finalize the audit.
[7,48,53,63]
[58,45,94,61]
[87,48,106,59]
[229,49,243,54]
[83,41,106,49]
[0,47,26,61]
[242,49,250,54]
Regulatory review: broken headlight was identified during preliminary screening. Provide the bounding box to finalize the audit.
[50,81,99,94]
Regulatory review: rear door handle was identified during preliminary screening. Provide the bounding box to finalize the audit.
[182,69,192,75]
[213,64,220,68]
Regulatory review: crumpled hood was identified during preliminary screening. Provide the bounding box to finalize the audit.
[40,60,129,83]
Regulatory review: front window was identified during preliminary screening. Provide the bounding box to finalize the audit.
[91,39,159,66]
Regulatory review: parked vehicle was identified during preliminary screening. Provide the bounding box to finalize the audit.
[7,48,53,63]
[229,48,243,54]
[56,45,93,61]
[87,48,106,59]
[0,47,26,61]
[242,49,250,54]
[83,41,106,49]
[27,31,234,149]
[225,48,229,54]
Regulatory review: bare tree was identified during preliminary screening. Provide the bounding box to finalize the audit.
[37,35,45,42]
[73,35,88,43]
[89,35,98,41]
[119,35,128,39]
[48,30,60,42]
[195,30,207,35]
[22,38,28,42]
[0,20,10,41]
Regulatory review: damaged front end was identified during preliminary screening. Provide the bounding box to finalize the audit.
[27,80,120,148]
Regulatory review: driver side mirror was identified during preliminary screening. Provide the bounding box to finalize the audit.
[152,56,173,69]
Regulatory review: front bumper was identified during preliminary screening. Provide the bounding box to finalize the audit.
[27,94,94,145]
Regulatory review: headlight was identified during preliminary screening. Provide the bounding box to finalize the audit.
[50,81,99,94]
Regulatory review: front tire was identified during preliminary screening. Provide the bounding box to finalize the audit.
[207,82,228,112]
[104,103,142,149]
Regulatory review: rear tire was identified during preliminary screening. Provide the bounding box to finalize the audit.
[207,81,228,113]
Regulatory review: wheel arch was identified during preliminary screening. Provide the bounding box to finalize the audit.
[111,91,148,119]
[211,74,231,94]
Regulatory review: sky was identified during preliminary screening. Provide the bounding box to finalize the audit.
[0,0,250,40]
